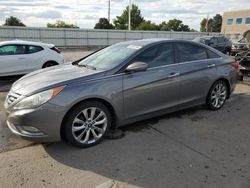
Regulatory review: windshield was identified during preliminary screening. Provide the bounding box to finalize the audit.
[78,43,142,70]
[200,38,211,45]
[239,38,246,43]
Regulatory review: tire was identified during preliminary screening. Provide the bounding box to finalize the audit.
[63,101,111,148]
[42,61,58,68]
[206,80,228,111]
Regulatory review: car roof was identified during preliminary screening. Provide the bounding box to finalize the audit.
[116,38,214,48]
[114,38,202,48]
[0,40,55,48]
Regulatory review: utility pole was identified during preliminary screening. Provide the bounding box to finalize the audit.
[108,0,111,23]
[128,0,131,30]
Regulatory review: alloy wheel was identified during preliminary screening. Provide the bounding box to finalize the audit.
[210,83,227,109]
[72,107,108,144]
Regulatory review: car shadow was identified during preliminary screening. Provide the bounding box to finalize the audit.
[43,105,211,187]
[0,75,23,92]
[44,92,250,187]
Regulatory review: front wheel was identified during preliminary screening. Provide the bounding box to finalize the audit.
[63,101,111,148]
[206,80,228,111]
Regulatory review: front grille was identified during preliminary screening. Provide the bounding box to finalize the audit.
[5,91,22,108]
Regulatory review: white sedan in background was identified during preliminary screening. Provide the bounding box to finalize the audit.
[0,40,64,76]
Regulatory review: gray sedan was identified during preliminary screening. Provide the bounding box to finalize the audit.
[4,39,238,148]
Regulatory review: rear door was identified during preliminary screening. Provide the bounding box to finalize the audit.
[217,37,226,53]
[0,44,27,76]
[176,42,218,104]
[122,43,181,120]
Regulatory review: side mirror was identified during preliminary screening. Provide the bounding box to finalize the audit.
[125,62,148,73]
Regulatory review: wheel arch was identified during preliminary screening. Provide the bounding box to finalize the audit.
[208,78,231,99]
[42,60,59,68]
[60,97,118,141]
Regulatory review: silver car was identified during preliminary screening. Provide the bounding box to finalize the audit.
[4,39,238,148]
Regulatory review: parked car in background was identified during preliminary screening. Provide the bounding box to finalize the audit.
[0,40,64,76]
[231,38,248,56]
[193,36,232,55]
[4,39,238,148]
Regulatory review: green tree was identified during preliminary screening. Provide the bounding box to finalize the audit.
[137,20,159,31]
[211,14,222,32]
[47,21,79,28]
[113,4,144,30]
[200,14,222,32]
[94,18,113,29]
[200,18,212,32]
[159,19,190,31]
[3,16,25,27]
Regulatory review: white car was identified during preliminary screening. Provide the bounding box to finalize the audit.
[0,40,64,76]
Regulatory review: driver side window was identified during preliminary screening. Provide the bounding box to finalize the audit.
[210,38,218,45]
[132,43,175,68]
[0,45,26,55]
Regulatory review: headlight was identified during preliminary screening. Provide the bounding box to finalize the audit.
[13,86,65,110]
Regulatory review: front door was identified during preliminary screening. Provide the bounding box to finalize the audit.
[122,43,181,120]
[0,44,27,76]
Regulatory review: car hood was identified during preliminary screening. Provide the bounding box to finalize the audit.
[233,42,246,45]
[11,64,105,96]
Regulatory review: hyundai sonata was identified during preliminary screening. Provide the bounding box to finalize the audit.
[4,39,238,147]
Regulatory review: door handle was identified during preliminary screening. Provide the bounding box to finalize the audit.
[168,72,180,78]
[207,64,215,68]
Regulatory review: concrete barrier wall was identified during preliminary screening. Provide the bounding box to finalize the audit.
[0,26,221,48]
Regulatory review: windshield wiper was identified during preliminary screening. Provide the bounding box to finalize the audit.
[78,64,96,70]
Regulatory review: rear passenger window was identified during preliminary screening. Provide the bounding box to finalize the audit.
[176,43,207,62]
[133,43,175,68]
[28,46,43,54]
[218,37,225,43]
[207,50,221,59]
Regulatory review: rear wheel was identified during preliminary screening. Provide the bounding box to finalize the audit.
[63,101,111,148]
[42,61,58,68]
[206,80,228,110]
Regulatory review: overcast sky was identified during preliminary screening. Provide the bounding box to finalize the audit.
[0,0,249,30]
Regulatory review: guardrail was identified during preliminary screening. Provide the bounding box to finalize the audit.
[0,26,221,48]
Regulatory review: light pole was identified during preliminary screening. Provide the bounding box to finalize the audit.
[128,0,131,30]
[108,0,111,23]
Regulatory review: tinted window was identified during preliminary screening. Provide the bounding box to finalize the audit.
[210,37,218,45]
[176,43,207,62]
[207,50,221,59]
[0,45,26,55]
[236,18,242,24]
[218,37,225,43]
[227,18,233,25]
[133,43,175,68]
[28,45,43,53]
[246,18,250,24]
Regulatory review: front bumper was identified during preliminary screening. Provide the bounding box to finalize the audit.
[5,102,67,142]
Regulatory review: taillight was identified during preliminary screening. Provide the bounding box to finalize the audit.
[51,47,61,54]
[231,61,239,73]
